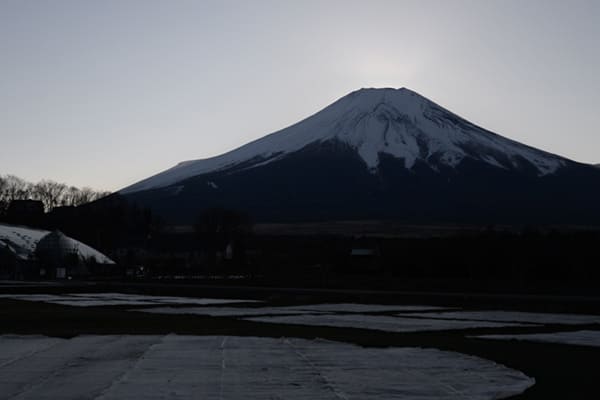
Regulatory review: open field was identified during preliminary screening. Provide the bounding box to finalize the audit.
[1,282,600,399]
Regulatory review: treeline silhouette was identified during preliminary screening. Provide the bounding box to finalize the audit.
[2,180,599,294]
[0,175,110,214]
[36,197,600,293]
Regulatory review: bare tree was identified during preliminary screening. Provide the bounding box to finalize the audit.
[0,174,110,213]
[32,180,68,211]
[0,176,7,215]
[0,175,30,202]
[74,187,97,206]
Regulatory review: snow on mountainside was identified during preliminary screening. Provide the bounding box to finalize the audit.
[0,223,114,264]
[121,88,570,194]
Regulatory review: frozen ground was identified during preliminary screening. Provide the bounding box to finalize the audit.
[0,293,258,307]
[135,306,321,317]
[244,314,531,333]
[134,303,449,317]
[397,311,600,326]
[285,303,451,313]
[474,330,600,348]
[0,334,534,400]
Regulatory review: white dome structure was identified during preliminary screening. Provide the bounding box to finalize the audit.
[36,230,77,264]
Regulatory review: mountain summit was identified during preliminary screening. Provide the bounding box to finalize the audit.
[122,88,567,194]
[121,88,600,225]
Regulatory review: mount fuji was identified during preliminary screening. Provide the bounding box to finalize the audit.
[121,88,600,225]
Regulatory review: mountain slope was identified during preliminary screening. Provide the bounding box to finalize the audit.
[122,88,569,194]
[121,88,600,225]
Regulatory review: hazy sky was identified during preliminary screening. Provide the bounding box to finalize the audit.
[1,0,599,191]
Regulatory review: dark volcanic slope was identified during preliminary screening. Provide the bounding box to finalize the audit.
[122,88,600,225]
[126,141,600,225]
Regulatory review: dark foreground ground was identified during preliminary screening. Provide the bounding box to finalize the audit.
[1,280,600,399]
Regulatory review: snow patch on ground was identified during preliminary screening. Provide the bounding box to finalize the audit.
[244,314,531,333]
[0,335,534,399]
[0,293,258,307]
[473,330,600,348]
[135,303,451,317]
[69,293,260,305]
[397,311,600,326]
[285,303,452,313]
[135,306,320,317]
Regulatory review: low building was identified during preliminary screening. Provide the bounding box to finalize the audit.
[36,230,87,278]
[5,200,44,226]
[0,223,116,279]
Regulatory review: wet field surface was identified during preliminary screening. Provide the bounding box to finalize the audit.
[1,282,599,399]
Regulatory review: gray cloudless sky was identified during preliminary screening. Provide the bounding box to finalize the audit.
[1,0,599,191]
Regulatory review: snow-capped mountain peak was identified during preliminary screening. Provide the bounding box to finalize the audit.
[121,88,569,194]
